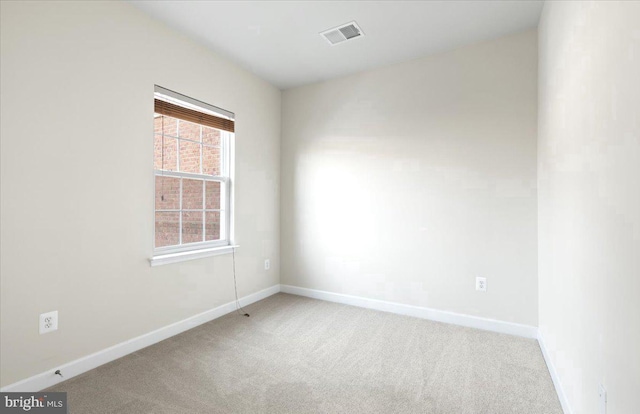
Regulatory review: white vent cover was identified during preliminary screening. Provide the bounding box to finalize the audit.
[320,21,364,45]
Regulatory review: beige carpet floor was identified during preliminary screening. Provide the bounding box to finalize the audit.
[48,293,562,413]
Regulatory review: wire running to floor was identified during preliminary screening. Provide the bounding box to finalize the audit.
[232,247,250,317]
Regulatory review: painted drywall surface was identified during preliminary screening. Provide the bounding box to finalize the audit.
[538,2,640,413]
[281,30,538,326]
[0,1,280,387]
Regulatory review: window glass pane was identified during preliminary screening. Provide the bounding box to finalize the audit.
[153,98,232,251]
[179,140,201,174]
[203,146,221,176]
[178,120,201,141]
[154,115,177,137]
[202,126,220,146]
[155,176,180,210]
[154,115,162,134]
[205,211,221,241]
[154,135,177,171]
[155,212,179,247]
[182,211,203,244]
[205,181,221,210]
[182,178,203,210]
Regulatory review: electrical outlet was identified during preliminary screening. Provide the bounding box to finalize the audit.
[39,311,58,334]
[476,277,487,292]
[599,383,607,414]
[264,259,270,271]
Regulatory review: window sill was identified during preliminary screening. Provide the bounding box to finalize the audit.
[150,245,238,267]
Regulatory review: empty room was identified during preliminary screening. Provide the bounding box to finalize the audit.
[1,1,638,413]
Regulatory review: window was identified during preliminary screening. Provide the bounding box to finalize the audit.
[152,86,234,264]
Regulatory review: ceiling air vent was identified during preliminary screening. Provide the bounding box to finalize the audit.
[320,21,364,46]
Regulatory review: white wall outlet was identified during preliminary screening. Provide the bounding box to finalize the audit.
[264,259,270,271]
[476,277,487,292]
[39,311,58,334]
[598,383,607,414]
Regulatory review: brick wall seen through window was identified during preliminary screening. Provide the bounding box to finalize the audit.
[154,115,225,249]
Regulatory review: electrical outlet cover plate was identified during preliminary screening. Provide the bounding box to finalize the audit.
[264,259,270,271]
[476,277,487,292]
[40,311,58,334]
[598,383,607,414]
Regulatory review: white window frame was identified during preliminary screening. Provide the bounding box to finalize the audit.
[150,86,235,266]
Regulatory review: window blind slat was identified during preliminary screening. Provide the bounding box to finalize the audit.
[154,99,235,133]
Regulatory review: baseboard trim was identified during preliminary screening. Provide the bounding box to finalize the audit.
[280,284,538,339]
[4,282,567,413]
[538,331,572,414]
[0,284,281,392]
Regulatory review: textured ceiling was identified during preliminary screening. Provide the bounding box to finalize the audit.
[131,1,543,89]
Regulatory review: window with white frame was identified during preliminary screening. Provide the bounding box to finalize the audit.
[153,86,234,257]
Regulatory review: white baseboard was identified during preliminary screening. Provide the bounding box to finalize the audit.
[0,284,281,393]
[4,282,567,414]
[280,285,538,339]
[538,331,572,414]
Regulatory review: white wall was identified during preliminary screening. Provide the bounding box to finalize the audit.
[281,30,539,326]
[538,2,640,413]
[0,1,280,387]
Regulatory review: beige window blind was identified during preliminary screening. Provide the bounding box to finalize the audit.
[154,99,235,133]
